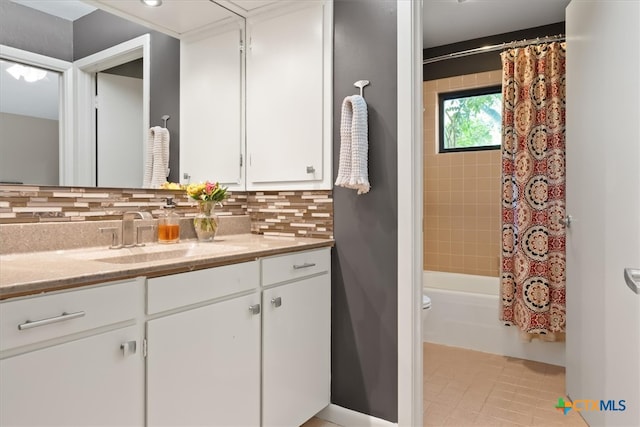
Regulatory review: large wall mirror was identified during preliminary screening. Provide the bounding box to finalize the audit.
[0,0,246,189]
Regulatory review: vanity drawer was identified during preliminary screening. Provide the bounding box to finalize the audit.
[262,248,330,287]
[0,279,142,352]
[147,260,259,314]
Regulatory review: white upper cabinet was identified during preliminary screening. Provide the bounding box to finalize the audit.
[179,1,333,191]
[180,22,245,190]
[246,2,333,190]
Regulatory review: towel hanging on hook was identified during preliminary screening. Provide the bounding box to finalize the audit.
[335,90,370,195]
[354,80,370,97]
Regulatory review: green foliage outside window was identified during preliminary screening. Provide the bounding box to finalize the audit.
[439,86,502,152]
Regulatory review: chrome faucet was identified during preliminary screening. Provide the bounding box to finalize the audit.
[122,211,152,248]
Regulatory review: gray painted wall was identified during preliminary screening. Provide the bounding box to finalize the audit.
[0,0,73,62]
[0,112,58,185]
[423,22,565,80]
[74,10,180,183]
[103,58,144,80]
[332,0,398,422]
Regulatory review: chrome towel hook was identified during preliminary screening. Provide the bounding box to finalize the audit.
[161,115,170,128]
[354,80,370,97]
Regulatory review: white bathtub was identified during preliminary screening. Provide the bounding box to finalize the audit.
[423,271,565,366]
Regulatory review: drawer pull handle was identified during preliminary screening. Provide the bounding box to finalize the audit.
[249,304,261,315]
[271,297,282,308]
[293,263,316,270]
[18,311,86,331]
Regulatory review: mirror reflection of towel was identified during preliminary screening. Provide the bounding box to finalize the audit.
[143,126,170,188]
[335,95,370,194]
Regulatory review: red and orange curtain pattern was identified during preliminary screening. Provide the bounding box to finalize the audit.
[499,42,567,339]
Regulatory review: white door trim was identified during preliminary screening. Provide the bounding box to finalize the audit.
[396,1,423,426]
[73,34,150,186]
[0,45,73,186]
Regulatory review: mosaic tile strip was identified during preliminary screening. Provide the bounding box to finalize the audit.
[0,185,246,224]
[247,191,333,239]
[0,186,334,240]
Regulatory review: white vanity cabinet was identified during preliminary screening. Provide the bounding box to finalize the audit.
[261,248,331,427]
[246,2,333,190]
[145,249,331,427]
[0,279,145,427]
[0,246,331,427]
[145,261,261,427]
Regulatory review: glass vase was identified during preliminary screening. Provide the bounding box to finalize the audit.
[193,201,218,242]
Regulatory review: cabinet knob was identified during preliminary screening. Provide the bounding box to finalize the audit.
[271,297,282,308]
[306,166,315,174]
[120,340,137,356]
[248,304,261,315]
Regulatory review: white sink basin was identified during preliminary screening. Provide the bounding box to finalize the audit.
[69,242,248,265]
[94,249,193,264]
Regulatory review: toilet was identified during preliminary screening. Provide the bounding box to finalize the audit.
[422,293,432,321]
[422,293,432,341]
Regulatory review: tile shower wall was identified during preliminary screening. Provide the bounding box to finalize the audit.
[0,186,333,239]
[423,70,502,277]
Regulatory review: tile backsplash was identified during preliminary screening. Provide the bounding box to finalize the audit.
[248,191,333,239]
[0,186,333,239]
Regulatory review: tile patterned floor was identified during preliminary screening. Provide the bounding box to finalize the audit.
[302,343,587,427]
[423,343,587,426]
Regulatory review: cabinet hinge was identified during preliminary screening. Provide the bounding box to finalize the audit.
[240,153,243,167]
[143,338,148,358]
[240,41,245,52]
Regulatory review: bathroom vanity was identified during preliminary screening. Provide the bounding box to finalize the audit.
[0,236,332,427]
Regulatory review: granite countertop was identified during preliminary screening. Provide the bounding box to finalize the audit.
[0,234,334,300]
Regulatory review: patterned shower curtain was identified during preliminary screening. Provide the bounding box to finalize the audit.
[500,42,567,339]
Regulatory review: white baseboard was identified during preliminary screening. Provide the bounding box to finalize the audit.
[317,404,398,427]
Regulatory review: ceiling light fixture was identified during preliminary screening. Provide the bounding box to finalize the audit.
[140,0,162,7]
[6,64,47,83]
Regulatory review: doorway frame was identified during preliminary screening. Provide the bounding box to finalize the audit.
[397,1,423,426]
[73,34,150,186]
[0,45,73,185]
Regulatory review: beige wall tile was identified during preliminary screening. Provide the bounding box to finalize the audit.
[423,73,502,278]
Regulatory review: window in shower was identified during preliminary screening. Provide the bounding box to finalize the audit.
[438,85,502,153]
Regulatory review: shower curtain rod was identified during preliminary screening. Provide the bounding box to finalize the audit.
[422,34,566,65]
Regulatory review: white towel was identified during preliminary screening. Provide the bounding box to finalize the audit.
[143,126,170,188]
[335,95,370,194]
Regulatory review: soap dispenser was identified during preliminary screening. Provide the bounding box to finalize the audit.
[158,197,180,244]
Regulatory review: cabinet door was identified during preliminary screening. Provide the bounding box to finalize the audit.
[0,325,143,426]
[247,3,332,190]
[147,293,261,427]
[262,274,331,427]
[180,24,244,189]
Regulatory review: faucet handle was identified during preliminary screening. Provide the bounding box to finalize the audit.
[135,224,156,247]
[100,227,122,249]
